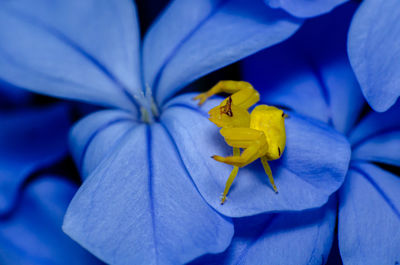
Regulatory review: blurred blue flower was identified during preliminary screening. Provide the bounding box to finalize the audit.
[0,102,102,264]
[0,104,70,215]
[0,175,104,265]
[239,2,400,263]
[0,80,32,109]
[0,0,351,264]
[264,0,400,112]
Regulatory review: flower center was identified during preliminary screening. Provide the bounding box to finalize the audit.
[140,101,159,124]
[139,85,159,124]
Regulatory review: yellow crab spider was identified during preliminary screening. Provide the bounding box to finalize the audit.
[193,81,288,204]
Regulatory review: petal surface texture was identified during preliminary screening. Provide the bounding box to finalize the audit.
[242,2,363,135]
[0,0,141,112]
[0,105,70,215]
[161,94,350,217]
[348,0,400,112]
[0,176,103,265]
[265,0,347,18]
[143,0,303,105]
[191,198,336,265]
[64,123,234,265]
[339,163,400,264]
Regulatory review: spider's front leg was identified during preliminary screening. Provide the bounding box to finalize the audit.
[220,147,240,205]
[212,127,268,167]
[193,80,260,109]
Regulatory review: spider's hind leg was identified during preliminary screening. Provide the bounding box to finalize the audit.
[260,156,278,193]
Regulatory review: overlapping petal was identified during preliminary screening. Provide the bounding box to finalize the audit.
[351,131,400,167]
[348,0,400,112]
[349,101,400,166]
[0,0,141,111]
[0,105,70,215]
[339,163,400,264]
[349,101,400,145]
[265,0,347,18]
[69,110,138,179]
[143,0,303,105]
[242,2,363,135]
[0,176,102,265]
[161,94,350,217]
[191,198,336,265]
[64,123,234,265]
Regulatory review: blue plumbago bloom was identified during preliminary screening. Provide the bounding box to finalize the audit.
[0,104,70,215]
[0,103,102,264]
[263,0,400,112]
[0,0,351,264]
[241,2,400,263]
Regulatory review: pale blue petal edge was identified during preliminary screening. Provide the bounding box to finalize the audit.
[265,0,348,18]
[348,0,400,112]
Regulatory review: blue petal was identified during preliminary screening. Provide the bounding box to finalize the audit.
[339,162,400,264]
[0,0,142,111]
[143,0,302,106]
[242,2,363,135]
[0,105,70,215]
[0,176,103,265]
[69,110,138,180]
[265,0,348,18]
[161,94,350,217]
[191,197,336,265]
[347,0,400,112]
[349,101,400,166]
[63,124,234,264]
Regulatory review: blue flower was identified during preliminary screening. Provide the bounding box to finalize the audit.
[234,3,400,263]
[263,0,400,112]
[0,101,102,264]
[0,0,351,264]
